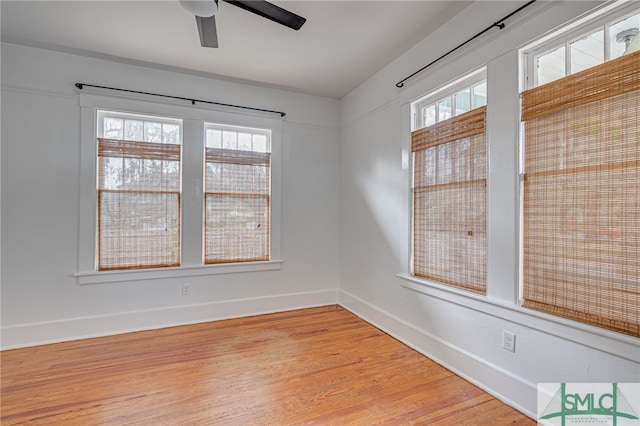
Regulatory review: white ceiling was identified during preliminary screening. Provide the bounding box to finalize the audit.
[1,1,471,99]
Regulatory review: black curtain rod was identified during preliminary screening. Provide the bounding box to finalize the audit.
[395,0,537,88]
[75,83,286,117]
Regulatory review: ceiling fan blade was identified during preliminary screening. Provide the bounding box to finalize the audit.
[224,1,306,30]
[196,15,219,48]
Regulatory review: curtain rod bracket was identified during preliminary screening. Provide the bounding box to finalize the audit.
[74,82,286,118]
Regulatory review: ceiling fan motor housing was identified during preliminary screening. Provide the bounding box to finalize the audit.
[180,0,218,17]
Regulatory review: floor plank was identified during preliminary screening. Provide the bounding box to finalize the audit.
[1,306,535,425]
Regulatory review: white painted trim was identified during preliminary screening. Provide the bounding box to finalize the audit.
[182,118,205,266]
[520,1,640,90]
[77,93,285,280]
[1,289,338,350]
[1,82,77,99]
[75,260,284,285]
[397,274,639,363]
[337,289,537,420]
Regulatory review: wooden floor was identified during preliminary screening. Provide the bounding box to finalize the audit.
[1,306,535,425]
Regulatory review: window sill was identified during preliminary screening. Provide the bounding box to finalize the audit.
[75,260,283,285]
[396,273,639,363]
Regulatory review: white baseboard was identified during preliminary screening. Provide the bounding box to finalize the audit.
[337,289,537,420]
[1,289,338,350]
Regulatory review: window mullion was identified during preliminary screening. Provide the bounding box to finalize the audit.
[181,118,205,266]
[604,23,611,61]
[565,41,571,75]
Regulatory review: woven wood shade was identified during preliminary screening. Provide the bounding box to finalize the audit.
[521,51,639,337]
[204,148,270,264]
[98,138,181,161]
[205,148,270,166]
[97,138,181,270]
[412,107,487,294]
[412,107,486,152]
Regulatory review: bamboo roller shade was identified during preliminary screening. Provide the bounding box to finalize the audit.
[522,50,640,121]
[412,106,486,152]
[521,51,639,337]
[412,107,487,294]
[98,138,181,162]
[204,148,271,264]
[205,147,270,166]
[97,138,181,270]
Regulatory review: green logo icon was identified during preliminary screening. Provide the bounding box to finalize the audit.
[540,383,639,426]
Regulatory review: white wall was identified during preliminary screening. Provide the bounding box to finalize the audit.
[339,0,639,419]
[1,42,341,348]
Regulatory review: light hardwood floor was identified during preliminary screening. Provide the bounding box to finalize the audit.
[1,305,535,425]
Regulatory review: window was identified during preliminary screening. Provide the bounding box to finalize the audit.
[524,6,639,88]
[96,111,182,270]
[521,5,639,336]
[77,94,283,283]
[411,71,487,294]
[204,124,271,264]
[414,70,486,129]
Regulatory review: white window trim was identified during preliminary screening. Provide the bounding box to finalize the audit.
[521,1,639,90]
[75,261,283,285]
[202,121,273,264]
[76,92,283,284]
[397,0,638,366]
[409,68,488,287]
[401,58,637,363]
[396,273,639,363]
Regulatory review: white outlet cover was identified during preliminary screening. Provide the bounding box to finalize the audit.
[503,330,516,352]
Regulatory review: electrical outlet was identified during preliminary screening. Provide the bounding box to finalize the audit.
[503,330,516,353]
[181,284,190,296]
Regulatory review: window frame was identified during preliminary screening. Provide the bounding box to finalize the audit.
[522,2,639,90]
[96,110,184,271]
[410,68,488,295]
[519,52,640,337]
[398,0,638,361]
[203,122,273,265]
[75,93,283,285]
[519,2,640,337]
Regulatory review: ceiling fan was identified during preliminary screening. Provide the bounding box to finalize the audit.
[179,0,306,48]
